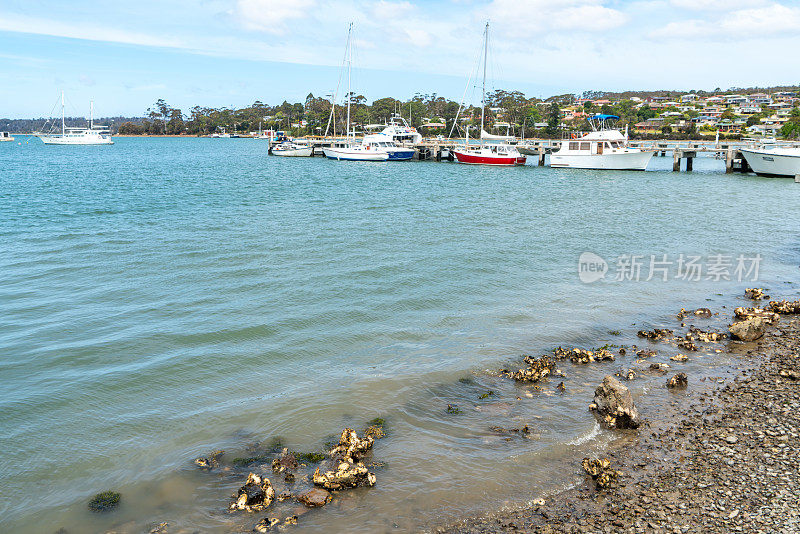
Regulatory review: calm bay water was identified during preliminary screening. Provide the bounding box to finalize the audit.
[1,137,799,533]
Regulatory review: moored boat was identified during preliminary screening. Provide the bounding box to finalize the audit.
[271,141,314,157]
[322,23,389,163]
[36,94,113,145]
[549,115,653,170]
[361,133,415,160]
[322,143,388,161]
[0,131,14,142]
[740,146,800,177]
[453,23,526,167]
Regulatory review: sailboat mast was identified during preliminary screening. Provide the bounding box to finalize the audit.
[90,100,94,129]
[346,23,352,139]
[480,22,488,148]
[61,91,65,136]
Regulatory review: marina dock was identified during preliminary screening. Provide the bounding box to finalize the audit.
[278,137,800,173]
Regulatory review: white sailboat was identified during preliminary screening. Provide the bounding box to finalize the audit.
[37,93,114,145]
[453,23,526,166]
[322,24,389,162]
[549,115,653,170]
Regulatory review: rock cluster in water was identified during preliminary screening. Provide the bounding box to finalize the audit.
[312,428,377,491]
[500,355,556,382]
[230,473,275,512]
[553,347,615,364]
[768,299,800,314]
[667,372,688,389]
[745,287,767,300]
[193,450,223,470]
[590,376,640,429]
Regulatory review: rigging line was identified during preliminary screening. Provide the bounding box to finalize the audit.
[448,33,485,140]
[325,23,352,137]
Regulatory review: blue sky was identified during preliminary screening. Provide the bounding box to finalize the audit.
[2,0,800,118]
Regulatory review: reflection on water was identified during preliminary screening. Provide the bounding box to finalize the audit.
[0,138,798,533]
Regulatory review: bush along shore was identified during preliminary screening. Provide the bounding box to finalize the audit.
[441,290,800,534]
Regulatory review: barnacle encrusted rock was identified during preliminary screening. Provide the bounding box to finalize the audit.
[500,355,556,382]
[686,326,726,343]
[591,376,640,429]
[194,450,223,470]
[667,372,688,389]
[582,457,622,489]
[729,317,766,342]
[637,328,673,341]
[330,428,374,460]
[734,306,779,324]
[768,300,800,314]
[312,458,376,490]
[745,288,766,300]
[230,473,275,512]
[312,428,377,491]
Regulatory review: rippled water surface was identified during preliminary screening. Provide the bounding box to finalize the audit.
[1,137,799,533]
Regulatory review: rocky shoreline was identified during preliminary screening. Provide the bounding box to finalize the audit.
[441,301,800,533]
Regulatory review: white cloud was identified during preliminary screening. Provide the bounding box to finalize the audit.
[480,0,628,36]
[233,0,316,34]
[651,2,800,39]
[0,13,185,48]
[669,0,766,9]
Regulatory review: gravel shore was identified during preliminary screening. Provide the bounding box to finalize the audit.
[442,314,800,534]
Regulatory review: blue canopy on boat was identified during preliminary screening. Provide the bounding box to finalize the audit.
[588,114,619,121]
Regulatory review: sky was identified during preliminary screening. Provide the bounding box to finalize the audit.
[1,0,800,118]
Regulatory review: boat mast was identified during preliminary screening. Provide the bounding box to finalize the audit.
[90,100,94,129]
[346,22,352,139]
[61,91,65,136]
[480,22,488,149]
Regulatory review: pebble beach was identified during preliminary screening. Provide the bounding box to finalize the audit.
[444,302,800,534]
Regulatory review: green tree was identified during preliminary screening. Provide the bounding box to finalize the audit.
[546,102,560,135]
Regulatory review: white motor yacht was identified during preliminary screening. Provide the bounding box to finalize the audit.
[740,145,800,177]
[361,133,415,160]
[550,115,653,170]
[0,131,14,142]
[379,114,422,145]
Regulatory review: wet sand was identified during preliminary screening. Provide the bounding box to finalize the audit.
[441,308,800,533]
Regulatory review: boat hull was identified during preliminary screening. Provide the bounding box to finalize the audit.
[550,150,653,170]
[322,147,388,161]
[740,149,800,177]
[453,151,526,166]
[39,136,114,145]
[272,147,313,157]
[386,149,415,161]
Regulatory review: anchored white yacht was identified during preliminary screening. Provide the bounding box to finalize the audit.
[0,132,14,142]
[740,145,800,177]
[550,114,653,170]
[37,93,113,145]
